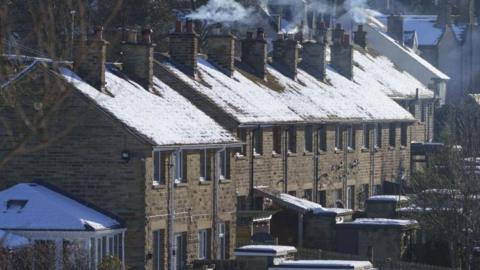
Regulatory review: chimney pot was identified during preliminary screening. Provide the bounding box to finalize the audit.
[175,20,183,33]
[142,28,153,44]
[256,28,265,40]
[277,33,285,40]
[94,26,104,40]
[353,24,367,49]
[186,19,194,33]
[126,29,138,44]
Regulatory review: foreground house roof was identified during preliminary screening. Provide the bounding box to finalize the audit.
[0,183,123,231]
[60,66,239,146]
[160,56,415,125]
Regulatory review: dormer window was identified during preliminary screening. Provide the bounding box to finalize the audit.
[6,199,28,212]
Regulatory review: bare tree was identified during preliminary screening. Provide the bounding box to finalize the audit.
[409,102,480,269]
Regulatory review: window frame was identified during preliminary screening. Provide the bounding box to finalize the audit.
[346,185,355,209]
[363,124,370,149]
[253,128,263,155]
[318,126,327,152]
[198,229,209,260]
[273,126,282,154]
[347,126,355,150]
[219,149,230,180]
[237,129,247,156]
[375,124,382,149]
[174,151,186,184]
[153,151,166,185]
[288,126,297,154]
[335,126,344,150]
[199,149,211,181]
[153,230,164,270]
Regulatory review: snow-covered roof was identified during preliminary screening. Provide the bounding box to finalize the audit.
[234,245,297,257]
[161,57,414,124]
[0,183,123,231]
[60,67,239,146]
[351,48,434,100]
[376,15,443,46]
[367,195,410,202]
[0,230,30,249]
[339,218,419,228]
[271,260,373,269]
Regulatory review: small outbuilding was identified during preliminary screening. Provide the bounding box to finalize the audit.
[335,218,419,262]
[0,182,126,270]
[365,195,410,218]
[269,260,375,270]
[235,245,297,270]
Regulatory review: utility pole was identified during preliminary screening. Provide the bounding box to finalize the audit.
[70,10,76,59]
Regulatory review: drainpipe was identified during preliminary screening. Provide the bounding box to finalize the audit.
[370,125,375,196]
[313,128,320,202]
[213,147,224,259]
[168,151,177,270]
[283,128,289,193]
[343,128,348,204]
[298,213,304,248]
[249,128,256,209]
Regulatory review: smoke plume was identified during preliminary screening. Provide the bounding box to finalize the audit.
[344,0,380,23]
[186,0,256,24]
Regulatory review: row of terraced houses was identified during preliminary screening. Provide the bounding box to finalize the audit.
[0,6,449,270]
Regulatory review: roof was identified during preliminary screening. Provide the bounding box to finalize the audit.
[234,245,297,257]
[0,183,123,231]
[367,195,410,202]
[0,230,30,249]
[255,187,353,215]
[160,56,414,125]
[377,15,443,46]
[271,260,373,269]
[337,218,419,229]
[59,67,239,146]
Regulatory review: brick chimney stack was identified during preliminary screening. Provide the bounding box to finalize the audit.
[273,34,301,79]
[121,27,155,90]
[241,28,268,79]
[387,14,404,44]
[206,24,236,77]
[353,25,367,49]
[301,39,327,81]
[74,26,109,91]
[332,23,345,45]
[315,21,329,44]
[169,20,198,77]
[331,29,353,80]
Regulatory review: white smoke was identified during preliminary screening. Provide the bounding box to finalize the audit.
[186,0,256,24]
[344,0,380,23]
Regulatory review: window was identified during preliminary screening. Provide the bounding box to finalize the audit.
[153,230,165,270]
[288,190,297,197]
[253,128,263,155]
[362,184,370,202]
[347,126,355,150]
[363,125,370,149]
[318,190,326,206]
[174,151,186,184]
[346,185,355,209]
[389,123,396,147]
[273,126,282,154]
[401,123,408,147]
[219,149,230,180]
[318,126,327,152]
[174,233,187,270]
[198,229,210,260]
[200,149,211,181]
[335,189,344,208]
[375,124,382,148]
[304,189,313,201]
[373,184,382,195]
[218,223,229,260]
[237,129,247,156]
[335,126,344,150]
[304,125,313,152]
[288,126,297,153]
[153,151,167,185]
[237,196,247,211]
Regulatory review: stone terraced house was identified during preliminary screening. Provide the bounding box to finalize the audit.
[152,19,434,246]
[0,28,242,270]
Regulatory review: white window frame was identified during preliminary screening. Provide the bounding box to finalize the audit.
[218,223,226,260]
[219,149,229,180]
[153,151,165,185]
[374,124,382,149]
[335,126,343,150]
[153,230,163,270]
[253,128,263,155]
[174,151,184,184]
[200,149,210,181]
[347,126,355,150]
[198,229,208,260]
[304,125,313,153]
[363,124,370,149]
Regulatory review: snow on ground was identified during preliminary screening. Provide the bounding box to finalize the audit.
[60,67,238,146]
[0,183,121,231]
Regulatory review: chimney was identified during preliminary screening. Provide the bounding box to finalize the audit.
[74,26,109,91]
[332,23,345,45]
[272,34,300,79]
[387,14,404,44]
[241,28,268,79]
[169,20,198,76]
[121,27,155,90]
[437,0,453,26]
[315,21,329,44]
[331,31,353,80]
[301,39,327,81]
[206,24,236,77]
[353,24,367,49]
